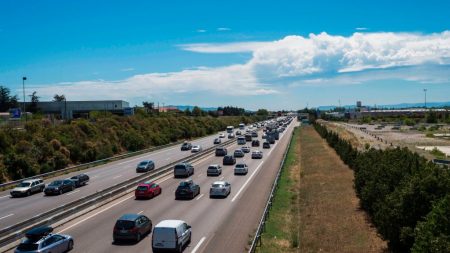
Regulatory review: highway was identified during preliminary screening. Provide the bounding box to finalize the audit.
[5,119,296,253]
[0,130,230,229]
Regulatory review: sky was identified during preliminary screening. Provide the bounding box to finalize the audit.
[0,0,449,110]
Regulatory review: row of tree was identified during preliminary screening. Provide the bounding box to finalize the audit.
[0,113,265,183]
[313,123,450,253]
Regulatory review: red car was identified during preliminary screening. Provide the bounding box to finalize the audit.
[135,181,162,199]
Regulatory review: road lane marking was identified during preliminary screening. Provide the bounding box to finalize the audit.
[90,176,98,179]
[138,210,143,214]
[112,175,122,179]
[0,195,9,199]
[198,173,203,177]
[66,190,80,196]
[231,161,264,202]
[219,176,224,180]
[0,213,14,220]
[191,236,206,253]
[59,195,134,233]
[196,194,204,200]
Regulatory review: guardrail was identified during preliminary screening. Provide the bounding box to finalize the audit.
[0,139,190,190]
[0,138,237,248]
[248,127,295,253]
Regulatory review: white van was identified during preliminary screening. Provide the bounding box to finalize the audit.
[152,220,192,252]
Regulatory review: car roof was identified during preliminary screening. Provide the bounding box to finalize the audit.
[118,213,141,221]
[212,181,228,185]
[208,164,219,167]
[22,179,41,183]
[155,220,185,228]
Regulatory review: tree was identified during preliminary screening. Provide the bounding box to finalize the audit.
[28,91,39,113]
[256,109,269,116]
[142,101,154,113]
[0,86,19,111]
[426,110,438,124]
[53,94,65,102]
[192,106,202,117]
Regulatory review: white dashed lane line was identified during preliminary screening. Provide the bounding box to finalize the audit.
[0,213,14,220]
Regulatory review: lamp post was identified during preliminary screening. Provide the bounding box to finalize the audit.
[423,89,427,108]
[22,77,27,122]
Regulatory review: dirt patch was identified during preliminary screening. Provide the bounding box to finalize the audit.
[297,126,387,253]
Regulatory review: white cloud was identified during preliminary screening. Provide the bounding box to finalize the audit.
[180,42,271,53]
[196,29,207,33]
[355,27,368,31]
[217,27,231,31]
[120,67,134,72]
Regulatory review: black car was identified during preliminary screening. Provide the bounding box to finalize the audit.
[44,179,75,195]
[136,160,155,173]
[70,174,89,187]
[223,155,236,165]
[215,147,227,156]
[113,214,152,243]
[245,134,252,142]
[263,142,271,149]
[213,138,221,144]
[180,142,192,151]
[252,140,260,147]
[175,180,200,200]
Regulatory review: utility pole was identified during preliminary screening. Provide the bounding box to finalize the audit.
[22,77,27,122]
[162,102,165,113]
[423,89,427,108]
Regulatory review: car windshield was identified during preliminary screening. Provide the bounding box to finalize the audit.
[179,181,192,187]
[49,180,63,186]
[70,176,78,180]
[17,243,39,251]
[139,161,148,166]
[208,166,217,170]
[212,184,223,188]
[137,186,148,191]
[17,182,31,187]
[115,220,135,230]
[236,164,245,168]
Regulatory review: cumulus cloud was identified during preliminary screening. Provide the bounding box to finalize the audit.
[355,27,368,31]
[217,27,231,31]
[120,67,134,72]
[180,42,270,53]
[196,29,207,33]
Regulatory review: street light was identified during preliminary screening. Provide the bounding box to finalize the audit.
[423,89,427,108]
[22,77,27,122]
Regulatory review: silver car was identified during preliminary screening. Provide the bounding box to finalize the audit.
[251,150,263,159]
[15,227,73,253]
[209,181,231,198]
[234,163,249,175]
[191,145,202,153]
[207,164,222,176]
[10,179,45,197]
[241,146,251,153]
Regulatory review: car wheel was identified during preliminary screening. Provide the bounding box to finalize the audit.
[177,243,182,253]
[187,233,192,244]
[136,233,141,242]
[67,239,74,251]
[191,193,195,199]
[59,189,63,195]
[71,186,75,191]
[150,192,154,199]
[26,190,31,196]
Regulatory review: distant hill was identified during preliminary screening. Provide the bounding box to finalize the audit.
[167,105,218,112]
[318,101,450,111]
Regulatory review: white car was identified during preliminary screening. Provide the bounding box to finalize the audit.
[219,133,226,138]
[209,181,231,198]
[241,146,251,153]
[152,220,191,252]
[234,163,248,175]
[191,145,202,153]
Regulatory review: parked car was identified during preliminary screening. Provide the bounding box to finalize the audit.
[173,163,194,178]
[175,180,200,200]
[209,181,231,198]
[263,142,271,149]
[191,145,202,153]
[228,133,235,139]
[241,146,251,153]
[70,174,89,187]
[233,149,245,158]
[223,155,236,165]
[180,142,192,151]
[252,140,260,147]
[234,163,249,175]
[136,160,155,173]
[219,133,226,138]
[213,138,221,144]
[10,179,45,197]
[152,220,191,253]
[207,164,222,176]
[15,226,73,253]
[215,147,227,156]
[113,214,152,243]
[44,179,75,195]
[135,181,162,199]
[252,150,263,159]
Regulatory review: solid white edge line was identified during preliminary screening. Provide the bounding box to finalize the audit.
[191,236,206,253]
[231,161,264,202]
[112,175,122,179]
[0,213,14,220]
[65,190,80,196]
[196,194,204,200]
[138,210,143,214]
[0,195,9,199]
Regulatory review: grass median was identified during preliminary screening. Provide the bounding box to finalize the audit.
[258,126,386,253]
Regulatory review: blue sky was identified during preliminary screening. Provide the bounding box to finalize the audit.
[0,0,449,110]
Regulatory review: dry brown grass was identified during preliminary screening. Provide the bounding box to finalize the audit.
[297,126,387,253]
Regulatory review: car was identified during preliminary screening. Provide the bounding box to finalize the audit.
[15,226,73,253]
[152,220,191,253]
[44,179,75,195]
[251,131,258,138]
[252,140,260,147]
[252,150,263,159]
[241,146,251,153]
[113,214,152,243]
[70,174,89,187]
[10,179,45,197]
[223,155,236,165]
[237,136,246,145]
[245,134,252,142]
[135,181,162,199]
[173,163,194,178]
[209,181,231,198]
[215,147,227,156]
[219,133,226,138]
[180,142,192,151]
[263,141,271,149]
[228,133,235,139]
[175,180,200,200]
[207,164,222,176]
[213,138,221,144]
[234,163,249,175]
[236,130,242,136]
[233,149,245,158]
[191,145,202,153]
[136,160,155,173]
